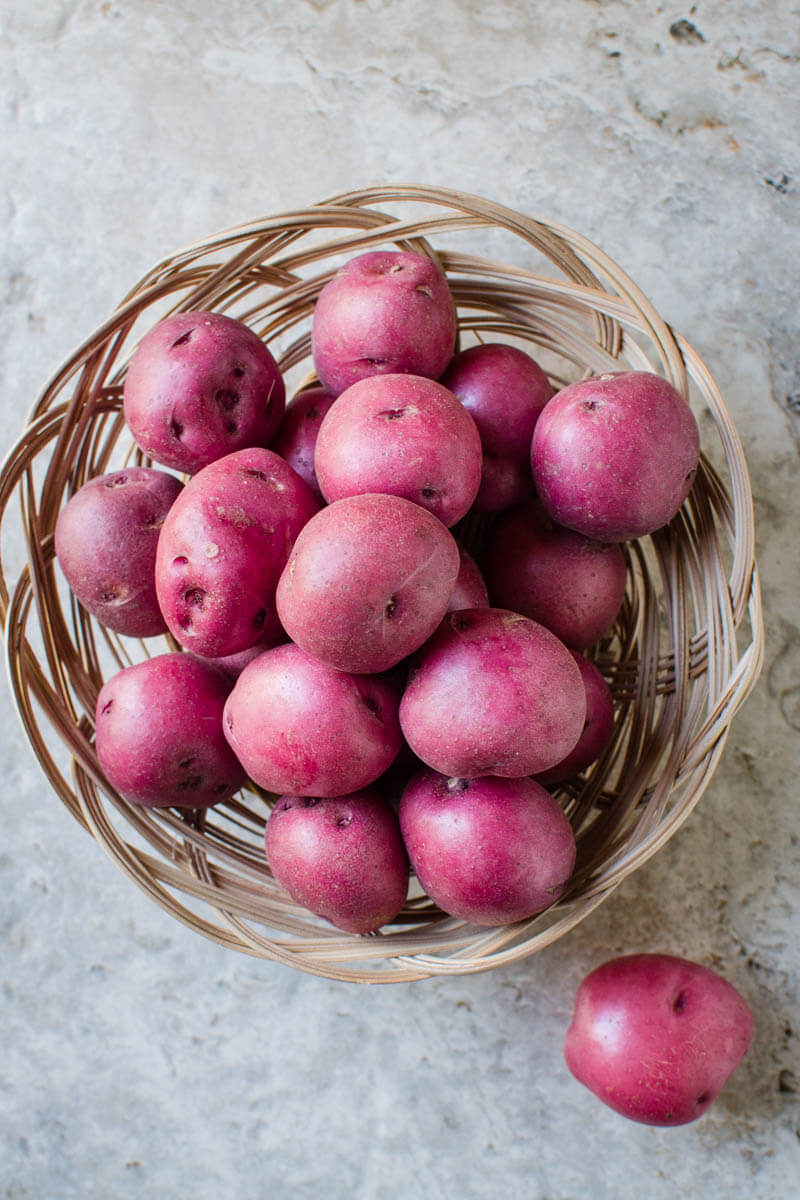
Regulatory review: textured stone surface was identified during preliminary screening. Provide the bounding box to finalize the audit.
[1,1,799,1196]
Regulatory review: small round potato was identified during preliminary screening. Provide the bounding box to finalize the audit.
[535,652,616,785]
[123,311,285,474]
[95,652,245,808]
[314,374,482,526]
[270,385,336,501]
[265,790,409,934]
[55,467,182,638]
[311,250,457,396]
[223,643,402,796]
[399,607,586,778]
[276,493,460,674]
[399,770,576,925]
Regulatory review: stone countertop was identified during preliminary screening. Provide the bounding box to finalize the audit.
[1,2,798,1197]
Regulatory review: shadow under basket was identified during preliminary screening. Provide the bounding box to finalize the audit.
[0,186,764,982]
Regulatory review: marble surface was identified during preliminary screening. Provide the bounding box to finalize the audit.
[1,2,799,1196]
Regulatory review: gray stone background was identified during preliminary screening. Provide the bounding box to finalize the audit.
[1,1,798,1196]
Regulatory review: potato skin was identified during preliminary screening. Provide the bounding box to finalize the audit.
[95,652,246,808]
[55,467,182,638]
[270,385,336,501]
[564,954,754,1125]
[399,608,586,778]
[276,493,460,674]
[440,342,553,461]
[265,790,409,934]
[484,501,627,650]
[223,643,403,797]
[447,547,489,612]
[155,448,319,658]
[535,652,615,785]
[123,311,285,475]
[399,771,576,925]
[531,371,700,542]
[311,250,457,396]
[314,374,482,527]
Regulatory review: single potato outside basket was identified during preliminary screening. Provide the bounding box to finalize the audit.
[0,186,764,982]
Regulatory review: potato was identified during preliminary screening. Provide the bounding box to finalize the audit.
[564,954,754,1125]
[314,374,482,526]
[399,770,576,925]
[123,311,285,474]
[447,546,489,612]
[471,453,534,514]
[223,643,402,796]
[531,370,700,541]
[276,493,460,674]
[311,250,457,396]
[270,384,336,501]
[55,467,182,638]
[399,608,586,778]
[535,652,615,785]
[155,448,319,658]
[95,652,245,808]
[483,500,627,649]
[265,789,409,934]
[440,342,553,461]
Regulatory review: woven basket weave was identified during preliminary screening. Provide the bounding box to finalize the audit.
[0,186,763,982]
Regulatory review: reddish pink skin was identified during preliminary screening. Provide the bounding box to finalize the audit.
[202,635,286,680]
[472,453,534,513]
[311,251,457,396]
[440,342,553,460]
[123,311,285,474]
[155,448,319,658]
[564,954,754,1126]
[314,374,482,527]
[536,653,615,785]
[270,385,336,501]
[399,771,576,925]
[95,652,245,808]
[55,468,182,638]
[447,547,489,612]
[276,493,460,675]
[399,608,586,778]
[265,790,409,934]
[484,500,627,649]
[531,371,700,542]
[223,643,402,796]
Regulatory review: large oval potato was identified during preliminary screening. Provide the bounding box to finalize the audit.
[155,448,319,658]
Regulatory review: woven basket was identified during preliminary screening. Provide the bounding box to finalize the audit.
[0,186,764,982]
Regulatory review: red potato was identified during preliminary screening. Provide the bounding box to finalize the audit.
[447,546,489,612]
[276,493,460,675]
[440,342,553,461]
[535,652,615,785]
[155,448,319,658]
[564,954,754,1126]
[270,384,336,501]
[265,789,409,934]
[484,501,627,650]
[314,374,482,527]
[531,370,700,542]
[123,311,285,474]
[399,771,576,925]
[399,608,586,778]
[55,468,182,638]
[471,453,534,514]
[95,652,246,808]
[223,643,402,797]
[311,250,457,396]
